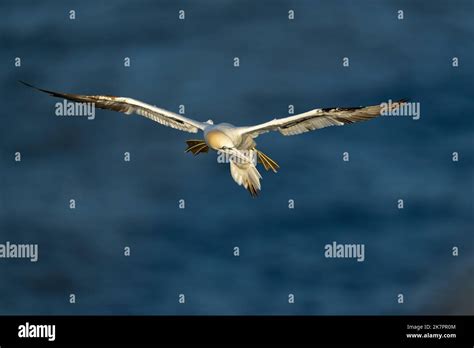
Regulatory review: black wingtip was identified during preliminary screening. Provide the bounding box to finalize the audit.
[18,80,45,93]
[18,81,58,97]
[18,80,35,88]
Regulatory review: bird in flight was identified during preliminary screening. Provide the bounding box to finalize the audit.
[21,81,405,197]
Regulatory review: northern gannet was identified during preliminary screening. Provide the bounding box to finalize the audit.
[20,81,405,197]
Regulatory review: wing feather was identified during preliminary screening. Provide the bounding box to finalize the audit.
[240,101,406,138]
[20,81,206,133]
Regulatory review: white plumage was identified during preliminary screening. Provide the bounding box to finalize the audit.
[21,81,405,197]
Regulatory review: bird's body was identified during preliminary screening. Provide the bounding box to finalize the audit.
[204,123,241,150]
[20,81,405,197]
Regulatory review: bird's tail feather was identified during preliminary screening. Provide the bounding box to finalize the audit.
[230,160,262,198]
[256,149,280,173]
[185,139,209,155]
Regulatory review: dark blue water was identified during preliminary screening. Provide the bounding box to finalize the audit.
[0,0,473,314]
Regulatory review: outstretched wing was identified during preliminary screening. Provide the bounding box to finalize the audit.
[239,100,406,138]
[20,81,206,133]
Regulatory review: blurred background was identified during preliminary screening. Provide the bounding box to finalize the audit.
[0,0,472,314]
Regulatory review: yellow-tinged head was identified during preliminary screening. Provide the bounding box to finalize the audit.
[205,130,233,150]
